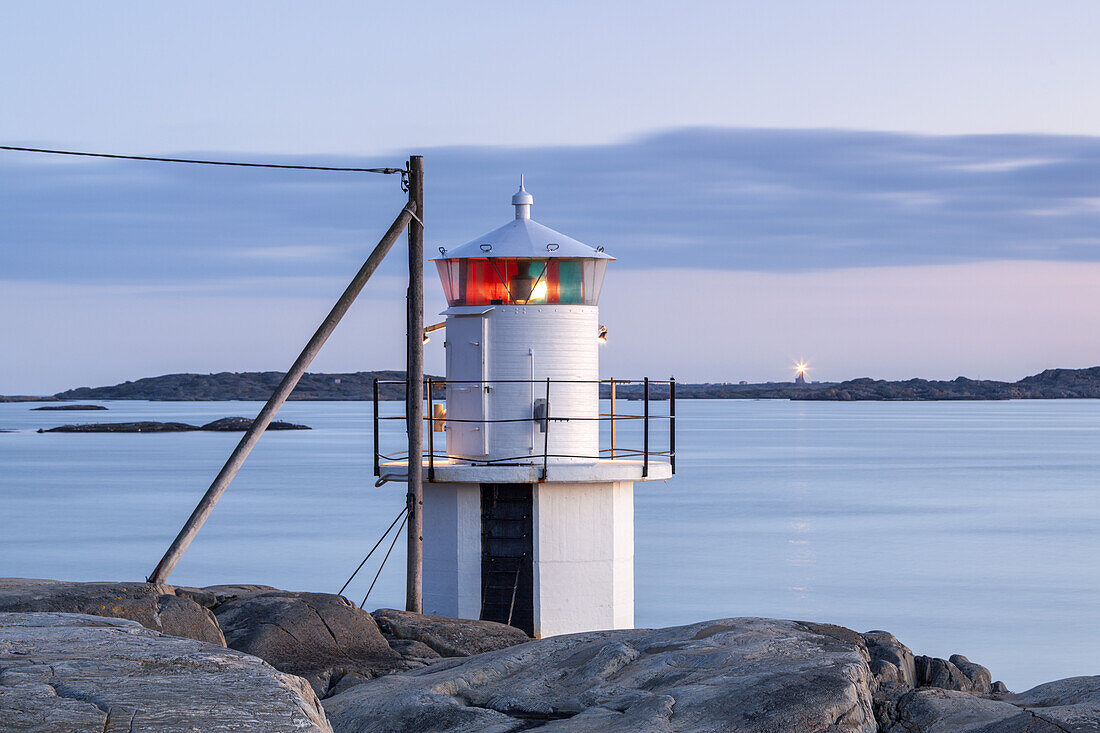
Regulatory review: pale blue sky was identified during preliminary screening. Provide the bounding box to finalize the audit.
[4,2,1100,392]
[6,1,1100,154]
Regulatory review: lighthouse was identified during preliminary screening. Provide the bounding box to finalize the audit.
[395,180,673,638]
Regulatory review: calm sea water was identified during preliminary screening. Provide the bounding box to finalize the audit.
[1,399,1098,690]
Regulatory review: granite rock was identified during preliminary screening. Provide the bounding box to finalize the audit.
[171,584,219,608]
[863,630,916,688]
[323,617,878,733]
[372,607,530,658]
[1010,675,1100,731]
[0,578,225,646]
[203,583,281,605]
[388,637,444,660]
[153,592,227,646]
[215,591,404,697]
[885,688,1040,732]
[883,675,1100,731]
[916,654,981,692]
[950,654,993,694]
[0,612,331,732]
[861,630,918,728]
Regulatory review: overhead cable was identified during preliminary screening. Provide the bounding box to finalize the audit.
[0,145,403,174]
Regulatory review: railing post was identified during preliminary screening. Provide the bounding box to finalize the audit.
[542,377,551,480]
[372,378,380,477]
[426,377,435,482]
[643,377,650,478]
[609,378,616,460]
[670,377,676,475]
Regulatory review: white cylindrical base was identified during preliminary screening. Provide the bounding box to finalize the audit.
[531,480,634,637]
[422,479,634,638]
[421,482,482,619]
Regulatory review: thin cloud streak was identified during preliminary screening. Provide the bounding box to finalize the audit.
[5,128,1100,295]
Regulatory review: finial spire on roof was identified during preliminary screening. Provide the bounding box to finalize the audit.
[512,175,533,220]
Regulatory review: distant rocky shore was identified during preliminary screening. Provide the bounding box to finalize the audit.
[1,577,1096,731]
[37,417,310,433]
[52,370,419,401]
[6,366,1100,403]
[665,366,1100,401]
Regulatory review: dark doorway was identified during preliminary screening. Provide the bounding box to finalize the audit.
[480,483,534,635]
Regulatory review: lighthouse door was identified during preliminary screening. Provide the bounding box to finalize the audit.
[445,314,488,457]
[480,483,534,635]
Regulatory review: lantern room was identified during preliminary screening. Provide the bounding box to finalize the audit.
[433,179,612,307]
[435,256,607,307]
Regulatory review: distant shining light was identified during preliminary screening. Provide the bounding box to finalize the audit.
[794,361,809,376]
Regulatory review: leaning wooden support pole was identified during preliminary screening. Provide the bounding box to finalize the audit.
[405,155,425,613]
[147,203,417,585]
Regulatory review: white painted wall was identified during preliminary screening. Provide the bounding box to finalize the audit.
[422,482,482,619]
[532,480,634,637]
[444,305,599,463]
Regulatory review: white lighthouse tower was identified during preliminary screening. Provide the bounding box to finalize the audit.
[407,180,673,638]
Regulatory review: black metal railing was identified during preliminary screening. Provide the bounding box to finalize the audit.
[372,377,676,481]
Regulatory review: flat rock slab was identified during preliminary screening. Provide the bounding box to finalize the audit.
[372,608,530,658]
[1009,676,1100,732]
[203,583,283,605]
[323,617,878,733]
[0,578,224,646]
[886,689,1036,732]
[0,612,331,732]
[884,677,1100,732]
[30,404,107,410]
[215,591,404,698]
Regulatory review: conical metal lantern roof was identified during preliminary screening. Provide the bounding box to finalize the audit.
[434,178,613,261]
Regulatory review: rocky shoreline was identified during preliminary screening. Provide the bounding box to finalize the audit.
[35,417,311,433]
[1,578,1096,731]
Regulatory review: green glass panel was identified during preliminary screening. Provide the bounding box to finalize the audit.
[558,260,583,304]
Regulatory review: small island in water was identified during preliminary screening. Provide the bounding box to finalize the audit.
[37,417,310,433]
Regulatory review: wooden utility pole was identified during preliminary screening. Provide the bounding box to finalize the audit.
[405,155,425,613]
[147,204,416,585]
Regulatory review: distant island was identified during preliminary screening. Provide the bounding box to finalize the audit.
[52,370,416,401]
[37,417,310,433]
[5,367,1100,402]
[674,367,1100,401]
